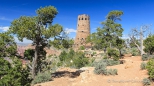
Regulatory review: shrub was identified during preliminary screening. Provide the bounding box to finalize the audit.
[72,51,89,68]
[142,54,149,61]
[58,50,89,69]
[94,60,118,75]
[146,59,154,79]
[130,48,139,56]
[144,35,154,55]
[92,59,120,67]
[102,59,120,66]
[32,71,52,84]
[120,48,127,55]
[107,48,120,61]
[140,62,147,70]
[142,78,151,86]
[79,46,85,50]
[24,49,35,61]
[94,61,107,75]
[106,69,118,75]
[149,55,154,59]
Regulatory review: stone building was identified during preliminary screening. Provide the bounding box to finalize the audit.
[74,14,90,48]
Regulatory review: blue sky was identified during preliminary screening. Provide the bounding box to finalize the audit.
[0,0,154,43]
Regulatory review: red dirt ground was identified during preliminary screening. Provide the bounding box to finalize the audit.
[35,56,154,86]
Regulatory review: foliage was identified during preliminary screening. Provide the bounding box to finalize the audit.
[120,48,128,55]
[144,35,154,55]
[86,10,124,52]
[107,48,120,61]
[79,45,85,50]
[0,32,17,57]
[142,78,151,86]
[127,38,140,48]
[142,54,149,61]
[9,6,63,79]
[130,48,140,56]
[57,49,89,69]
[32,71,52,84]
[92,59,120,67]
[94,61,107,75]
[72,51,89,68]
[106,69,118,75]
[49,33,74,49]
[24,49,35,61]
[115,38,125,57]
[0,57,32,86]
[102,59,120,66]
[140,62,147,70]
[94,60,118,75]
[146,59,154,79]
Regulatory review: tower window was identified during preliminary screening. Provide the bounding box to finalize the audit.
[82,18,83,20]
[82,31,84,32]
[85,18,87,20]
[79,18,80,20]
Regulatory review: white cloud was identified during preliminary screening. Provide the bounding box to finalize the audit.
[0,26,9,31]
[65,28,76,33]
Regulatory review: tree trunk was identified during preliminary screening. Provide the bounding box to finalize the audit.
[32,45,38,79]
[119,49,122,58]
[140,26,144,56]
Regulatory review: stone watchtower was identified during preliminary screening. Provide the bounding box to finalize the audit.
[74,14,90,48]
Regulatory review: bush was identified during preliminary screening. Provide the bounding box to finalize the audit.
[130,48,139,56]
[146,59,154,79]
[144,35,154,55]
[58,50,89,69]
[32,71,52,84]
[92,59,120,67]
[142,78,151,86]
[106,69,118,76]
[142,54,149,61]
[94,61,107,75]
[140,62,147,70]
[107,48,120,61]
[102,59,120,66]
[94,60,118,75]
[79,46,85,50]
[120,48,127,55]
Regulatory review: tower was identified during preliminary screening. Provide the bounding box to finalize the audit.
[74,14,90,48]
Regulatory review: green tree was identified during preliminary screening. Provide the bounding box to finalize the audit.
[0,57,31,86]
[115,38,125,57]
[49,30,74,49]
[9,6,63,79]
[144,35,154,55]
[0,32,17,57]
[24,49,35,62]
[87,10,124,53]
[101,10,123,49]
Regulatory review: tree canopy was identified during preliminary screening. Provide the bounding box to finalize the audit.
[0,32,17,57]
[9,6,63,79]
[87,10,124,52]
[144,35,154,55]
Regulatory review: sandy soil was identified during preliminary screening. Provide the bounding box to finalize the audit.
[35,56,154,86]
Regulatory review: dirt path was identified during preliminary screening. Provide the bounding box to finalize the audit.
[35,56,154,86]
